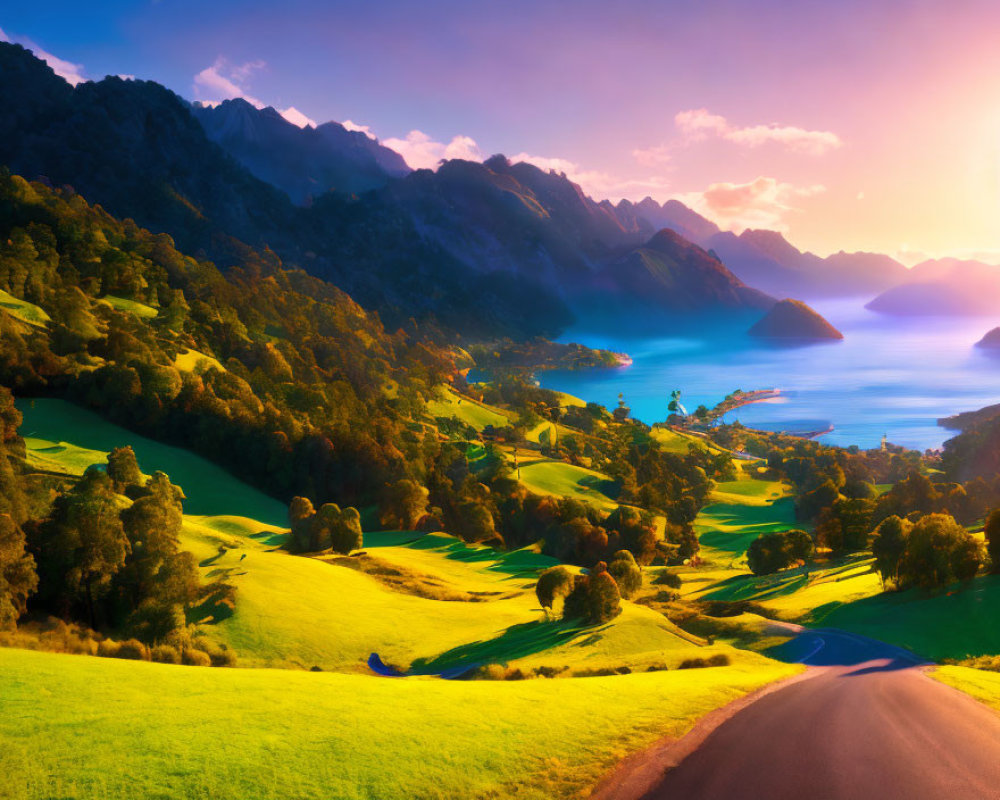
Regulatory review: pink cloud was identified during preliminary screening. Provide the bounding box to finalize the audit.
[675,108,842,155]
[279,106,316,128]
[193,57,265,107]
[676,176,826,232]
[382,130,484,170]
[632,144,672,167]
[509,152,671,200]
[343,120,375,139]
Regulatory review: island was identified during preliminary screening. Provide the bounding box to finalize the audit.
[975,327,1000,349]
[748,298,844,340]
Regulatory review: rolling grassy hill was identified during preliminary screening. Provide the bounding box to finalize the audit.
[0,289,50,328]
[0,647,799,800]
[17,398,286,525]
[96,294,159,319]
[0,399,807,800]
[173,348,226,373]
[426,386,510,430]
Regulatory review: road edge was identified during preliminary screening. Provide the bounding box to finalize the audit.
[588,666,816,800]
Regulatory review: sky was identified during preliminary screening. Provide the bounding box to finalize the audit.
[3,0,1000,262]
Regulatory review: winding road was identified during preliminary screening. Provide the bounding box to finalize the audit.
[606,628,1000,800]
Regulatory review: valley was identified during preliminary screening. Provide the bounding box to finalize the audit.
[4,15,1000,800]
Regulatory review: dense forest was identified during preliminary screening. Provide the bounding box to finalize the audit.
[0,169,741,650]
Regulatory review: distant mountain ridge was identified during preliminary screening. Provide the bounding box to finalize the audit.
[614,198,909,300]
[193,98,410,204]
[0,42,770,338]
[866,258,1000,316]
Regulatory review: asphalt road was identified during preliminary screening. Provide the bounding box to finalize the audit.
[641,629,1000,800]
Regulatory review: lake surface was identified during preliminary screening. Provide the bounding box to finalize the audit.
[540,299,1000,451]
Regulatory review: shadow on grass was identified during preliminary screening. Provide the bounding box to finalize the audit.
[408,618,595,676]
[186,586,236,625]
[578,474,621,501]
[249,530,289,547]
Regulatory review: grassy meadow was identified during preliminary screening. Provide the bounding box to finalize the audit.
[0,648,799,800]
[17,398,287,525]
[0,395,812,800]
[0,289,50,328]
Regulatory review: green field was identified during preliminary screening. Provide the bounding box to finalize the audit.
[97,294,159,319]
[650,426,727,456]
[16,399,286,525]
[933,665,1000,711]
[819,574,1000,661]
[516,459,619,511]
[426,386,510,430]
[0,289,50,328]
[0,648,799,800]
[174,348,226,373]
[0,400,810,800]
[693,478,795,566]
[709,477,789,506]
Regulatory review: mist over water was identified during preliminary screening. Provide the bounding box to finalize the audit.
[540,299,1000,451]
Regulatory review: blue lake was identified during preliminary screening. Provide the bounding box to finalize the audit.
[539,299,1000,451]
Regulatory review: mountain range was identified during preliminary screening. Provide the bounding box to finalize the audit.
[0,42,778,338]
[193,98,410,204]
[612,198,910,300]
[866,258,1000,316]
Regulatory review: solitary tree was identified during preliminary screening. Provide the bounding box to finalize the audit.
[608,550,642,598]
[535,566,573,617]
[563,562,621,624]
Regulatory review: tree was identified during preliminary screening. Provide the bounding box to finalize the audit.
[785,529,815,562]
[897,513,983,590]
[815,498,875,552]
[34,467,129,626]
[288,496,315,553]
[116,471,197,633]
[0,514,36,629]
[608,550,642,598]
[328,506,363,555]
[985,508,1000,573]
[379,479,429,530]
[872,515,910,587]
[563,562,621,624]
[535,566,573,616]
[747,530,813,576]
[796,479,840,522]
[106,446,142,492]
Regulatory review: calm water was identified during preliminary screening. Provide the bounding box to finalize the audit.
[540,299,1000,451]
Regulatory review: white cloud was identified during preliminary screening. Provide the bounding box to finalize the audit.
[675,176,825,232]
[0,27,88,86]
[193,57,265,107]
[675,108,842,155]
[382,130,484,170]
[279,106,316,128]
